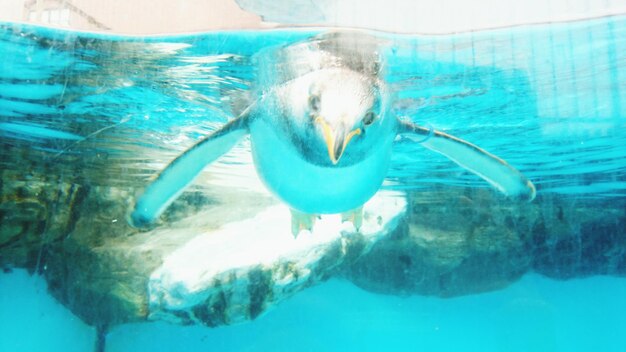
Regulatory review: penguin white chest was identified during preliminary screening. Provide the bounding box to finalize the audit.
[249,118,393,214]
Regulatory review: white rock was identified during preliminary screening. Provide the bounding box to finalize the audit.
[147,190,406,325]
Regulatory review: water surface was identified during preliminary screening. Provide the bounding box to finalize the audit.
[1,16,624,196]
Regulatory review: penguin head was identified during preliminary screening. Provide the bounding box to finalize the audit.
[286,68,392,167]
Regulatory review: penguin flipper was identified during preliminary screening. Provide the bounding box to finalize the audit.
[130,114,249,227]
[399,120,536,201]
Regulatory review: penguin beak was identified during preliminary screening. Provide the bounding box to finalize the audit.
[315,117,361,164]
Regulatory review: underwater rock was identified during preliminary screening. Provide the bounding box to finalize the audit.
[345,188,538,297]
[147,191,406,326]
[345,188,626,297]
[530,196,626,279]
[42,184,277,326]
[0,157,88,270]
[40,179,405,327]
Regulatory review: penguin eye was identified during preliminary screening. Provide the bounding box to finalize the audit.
[363,111,376,126]
[308,95,321,113]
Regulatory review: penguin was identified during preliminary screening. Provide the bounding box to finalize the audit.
[130,31,535,236]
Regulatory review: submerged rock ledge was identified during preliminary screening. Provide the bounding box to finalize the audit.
[147,192,406,326]
[1,173,407,327]
[1,171,625,328]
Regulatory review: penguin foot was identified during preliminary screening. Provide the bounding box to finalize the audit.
[341,206,363,232]
[290,208,317,238]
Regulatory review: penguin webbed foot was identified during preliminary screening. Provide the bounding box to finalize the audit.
[341,206,363,232]
[290,208,317,238]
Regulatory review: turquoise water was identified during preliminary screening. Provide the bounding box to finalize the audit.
[1,14,626,352]
[2,269,626,351]
[1,16,624,194]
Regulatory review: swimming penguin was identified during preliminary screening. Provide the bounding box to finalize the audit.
[130,31,536,236]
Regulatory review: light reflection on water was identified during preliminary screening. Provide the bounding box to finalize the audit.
[0,16,625,197]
